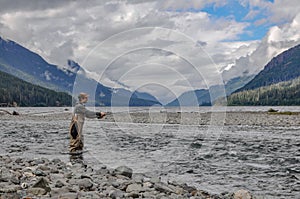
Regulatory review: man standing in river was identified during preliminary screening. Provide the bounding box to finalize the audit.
[69,93,106,152]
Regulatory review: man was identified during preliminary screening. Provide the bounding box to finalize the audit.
[69,93,106,152]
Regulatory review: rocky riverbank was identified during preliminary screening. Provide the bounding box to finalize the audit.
[0,155,254,199]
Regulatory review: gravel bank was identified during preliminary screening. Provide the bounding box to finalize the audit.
[0,155,254,199]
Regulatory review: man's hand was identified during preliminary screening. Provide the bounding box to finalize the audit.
[96,112,106,119]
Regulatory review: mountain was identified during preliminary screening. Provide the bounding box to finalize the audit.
[0,36,161,106]
[166,75,255,106]
[166,89,211,106]
[227,43,300,105]
[170,43,300,107]
[236,44,300,92]
[0,36,76,92]
[0,70,72,107]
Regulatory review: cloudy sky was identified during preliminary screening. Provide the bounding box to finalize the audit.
[1,0,300,103]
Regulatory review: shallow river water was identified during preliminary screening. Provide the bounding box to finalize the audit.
[0,106,299,198]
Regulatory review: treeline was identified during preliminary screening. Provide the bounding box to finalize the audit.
[0,70,72,106]
[227,77,300,106]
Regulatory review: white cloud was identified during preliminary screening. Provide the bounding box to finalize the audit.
[0,0,300,102]
[223,12,300,81]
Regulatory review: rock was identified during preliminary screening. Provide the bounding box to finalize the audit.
[80,174,92,179]
[27,187,47,196]
[23,171,34,178]
[32,177,51,193]
[34,169,47,176]
[143,181,153,188]
[125,192,140,198]
[0,167,13,182]
[79,191,101,198]
[181,183,197,193]
[0,185,19,193]
[21,182,28,189]
[14,157,23,164]
[150,176,161,183]
[58,192,79,199]
[95,168,109,175]
[50,187,69,196]
[114,166,133,178]
[154,182,175,194]
[55,180,66,188]
[126,183,143,193]
[234,189,252,199]
[51,158,62,165]
[37,165,50,171]
[78,178,93,191]
[50,167,59,174]
[10,176,20,184]
[64,172,73,179]
[132,173,146,183]
[109,189,125,199]
[111,181,120,188]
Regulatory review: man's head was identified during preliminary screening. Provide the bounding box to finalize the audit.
[78,93,89,103]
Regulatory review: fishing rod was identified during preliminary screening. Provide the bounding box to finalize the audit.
[1,104,162,117]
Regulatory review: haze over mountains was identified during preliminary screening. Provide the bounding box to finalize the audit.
[1,35,299,106]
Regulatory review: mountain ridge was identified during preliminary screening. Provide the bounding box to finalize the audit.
[236,44,300,92]
[227,43,300,105]
[0,36,161,106]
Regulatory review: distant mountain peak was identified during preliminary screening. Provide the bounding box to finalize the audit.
[67,59,81,73]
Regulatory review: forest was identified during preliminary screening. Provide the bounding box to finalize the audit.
[0,70,72,107]
[227,77,300,105]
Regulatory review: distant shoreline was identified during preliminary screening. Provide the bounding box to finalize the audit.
[1,110,299,127]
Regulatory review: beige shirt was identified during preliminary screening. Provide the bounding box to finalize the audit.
[74,103,98,123]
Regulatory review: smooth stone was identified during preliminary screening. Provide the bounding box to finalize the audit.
[0,168,13,182]
[50,168,59,174]
[37,165,50,171]
[109,189,125,199]
[57,192,78,199]
[21,182,28,189]
[0,185,19,193]
[78,178,93,191]
[132,173,146,183]
[154,182,175,194]
[79,191,101,198]
[95,168,109,175]
[126,183,143,193]
[27,187,47,196]
[64,172,73,179]
[51,158,62,165]
[114,166,133,178]
[55,180,66,188]
[34,169,47,176]
[10,176,20,184]
[80,174,92,179]
[125,192,140,198]
[234,189,252,199]
[143,181,153,188]
[150,177,161,184]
